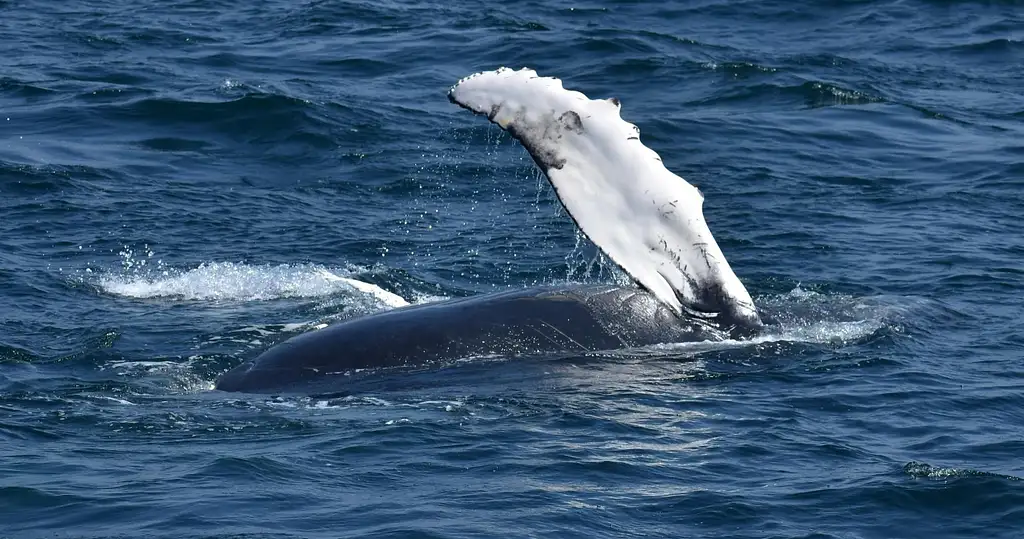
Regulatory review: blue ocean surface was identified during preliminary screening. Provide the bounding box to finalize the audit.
[1,0,1022,537]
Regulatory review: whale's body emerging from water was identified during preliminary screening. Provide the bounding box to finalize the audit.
[216,285,725,393]
[216,68,762,393]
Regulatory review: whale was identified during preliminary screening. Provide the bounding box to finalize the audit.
[216,68,762,393]
[215,284,745,393]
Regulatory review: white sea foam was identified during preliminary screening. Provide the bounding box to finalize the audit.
[104,360,177,371]
[611,286,911,358]
[95,260,408,307]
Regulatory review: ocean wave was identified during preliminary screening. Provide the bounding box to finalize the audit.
[692,80,885,109]
[701,60,779,77]
[0,343,39,364]
[0,162,118,204]
[120,92,318,126]
[0,77,58,99]
[941,37,1023,56]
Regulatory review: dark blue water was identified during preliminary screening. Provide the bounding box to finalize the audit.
[2,1,1022,537]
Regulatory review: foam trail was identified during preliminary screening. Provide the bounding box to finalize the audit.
[95,261,408,307]
[449,68,759,328]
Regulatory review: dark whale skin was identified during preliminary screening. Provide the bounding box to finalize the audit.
[215,285,718,393]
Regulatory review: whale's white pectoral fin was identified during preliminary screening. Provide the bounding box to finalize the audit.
[449,67,760,327]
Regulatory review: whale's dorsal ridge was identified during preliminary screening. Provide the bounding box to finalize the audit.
[449,67,760,328]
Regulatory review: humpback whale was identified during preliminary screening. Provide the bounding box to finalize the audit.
[216,68,762,393]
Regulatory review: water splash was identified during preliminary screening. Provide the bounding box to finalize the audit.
[904,461,1021,482]
[610,286,915,359]
[93,258,407,307]
[757,285,914,342]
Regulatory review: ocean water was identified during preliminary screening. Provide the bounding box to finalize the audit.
[1,0,1022,537]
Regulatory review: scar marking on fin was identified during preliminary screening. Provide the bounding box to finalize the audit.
[558,110,584,134]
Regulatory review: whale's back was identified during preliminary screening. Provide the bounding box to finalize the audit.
[215,285,703,393]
